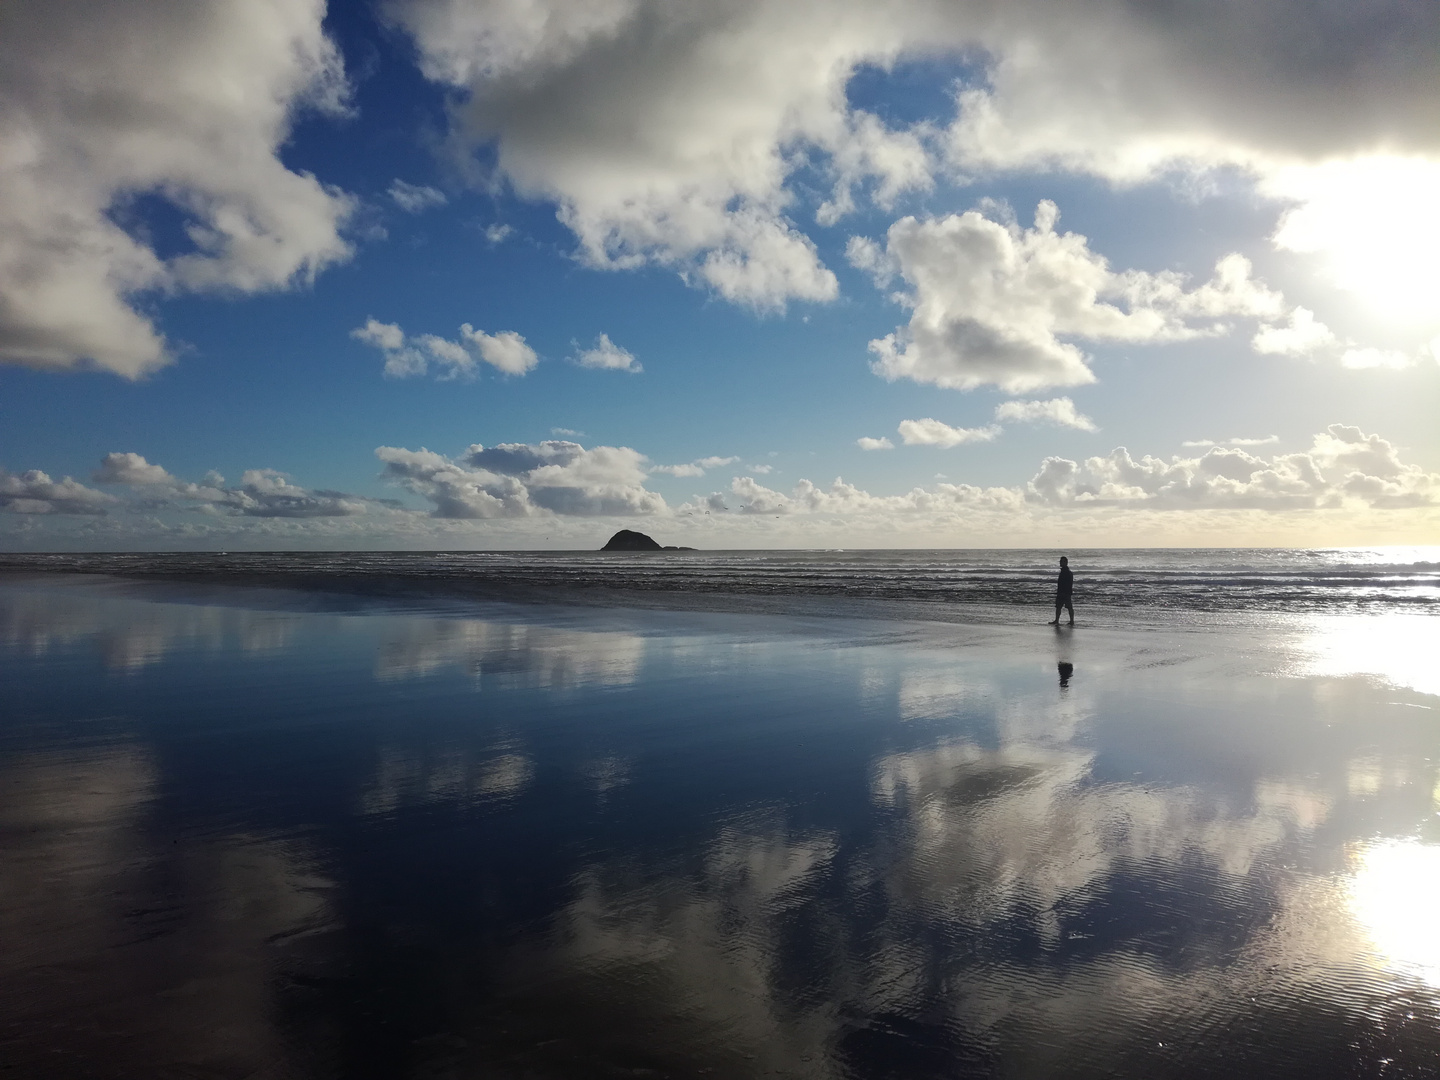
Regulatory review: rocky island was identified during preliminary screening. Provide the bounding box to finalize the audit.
[601,529,695,551]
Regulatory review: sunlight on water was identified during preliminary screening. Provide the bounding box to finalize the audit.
[1295,613,1440,696]
[1348,840,1440,988]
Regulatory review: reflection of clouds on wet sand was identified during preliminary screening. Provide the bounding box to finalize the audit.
[497,657,1440,1075]
[362,743,535,815]
[0,583,298,670]
[872,740,1338,922]
[535,819,841,1075]
[0,745,338,1077]
[374,616,645,689]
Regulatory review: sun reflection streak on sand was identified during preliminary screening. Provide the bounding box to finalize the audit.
[1289,613,1440,696]
[1347,840,1440,989]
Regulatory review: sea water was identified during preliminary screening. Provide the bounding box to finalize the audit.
[3,546,1437,618]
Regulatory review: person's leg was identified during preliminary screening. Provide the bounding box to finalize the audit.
[1064,599,1074,625]
[1048,602,1061,625]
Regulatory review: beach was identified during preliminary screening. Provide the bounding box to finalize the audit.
[2,564,1440,1078]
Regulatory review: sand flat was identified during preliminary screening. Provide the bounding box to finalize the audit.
[2,574,1438,1078]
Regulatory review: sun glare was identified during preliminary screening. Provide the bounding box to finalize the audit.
[1348,839,1440,988]
[1295,613,1440,697]
[1268,157,1440,331]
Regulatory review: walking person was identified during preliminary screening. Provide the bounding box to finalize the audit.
[1048,556,1074,626]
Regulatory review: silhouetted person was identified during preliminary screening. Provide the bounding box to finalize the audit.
[1048,556,1074,626]
[1057,661,1073,689]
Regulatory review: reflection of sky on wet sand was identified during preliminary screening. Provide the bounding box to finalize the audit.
[374,615,645,688]
[3,576,1440,1077]
[0,578,299,669]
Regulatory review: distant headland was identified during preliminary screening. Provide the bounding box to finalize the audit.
[601,529,695,551]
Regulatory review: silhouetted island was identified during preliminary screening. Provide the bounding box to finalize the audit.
[601,530,694,551]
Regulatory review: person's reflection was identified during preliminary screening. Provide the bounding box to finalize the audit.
[1057,661,1074,690]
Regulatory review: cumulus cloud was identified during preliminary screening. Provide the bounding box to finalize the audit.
[897,419,1000,448]
[573,333,641,372]
[382,0,1440,338]
[1251,307,1337,357]
[383,0,951,310]
[376,440,667,518]
[220,470,368,518]
[351,318,539,378]
[388,179,448,213]
[92,452,176,486]
[0,0,355,378]
[0,469,115,515]
[463,325,540,375]
[8,452,369,519]
[993,397,1097,432]
[1029,425,1440,510]
[859,201,1286,392]
[857,436,894,451]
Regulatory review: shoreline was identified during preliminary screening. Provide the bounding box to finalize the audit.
[3,570,1437,701]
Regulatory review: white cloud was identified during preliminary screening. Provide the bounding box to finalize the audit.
[689,473,1024,517]
[857,436,894,451]
[1230,436,1280,447]
[0,469,115,515]
[573,333,641,372]
[461,325,539,375]
[993,398,1097,432]
[859,202,1285,393]
[749,464,774,475]
[388,180,448,213]
[93,452,176,486]
[552,427,584,437]
[384,0,951,311]
[1029,425,1439,510]
[1339,347,1415,371]
[383,0,1440,341]
[351,318,538,378]
[485,223,515,244]
[897,419,1000,448]
[1251,307,1337,357]
[1182,436,1281,449]
[0,0,355,378]
[652,453,740,477]
[377,440,667,518]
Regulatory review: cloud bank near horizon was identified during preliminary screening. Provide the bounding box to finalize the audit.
[4,425,1436,550]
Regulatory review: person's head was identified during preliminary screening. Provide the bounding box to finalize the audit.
[1059,556,1068,567]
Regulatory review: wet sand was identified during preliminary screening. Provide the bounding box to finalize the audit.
[2,574,1439,1078]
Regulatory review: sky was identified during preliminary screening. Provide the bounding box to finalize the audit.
[1,0,1438,550]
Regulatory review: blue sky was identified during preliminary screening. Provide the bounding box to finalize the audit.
[2,0,1438,549]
